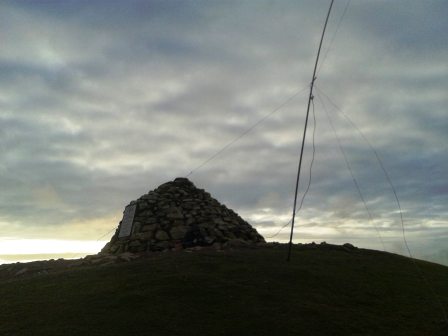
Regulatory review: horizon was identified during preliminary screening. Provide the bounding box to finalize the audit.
[1,1,447,266]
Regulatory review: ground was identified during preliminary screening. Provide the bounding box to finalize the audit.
[1,243,447,336]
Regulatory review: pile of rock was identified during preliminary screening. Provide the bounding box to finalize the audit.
[101,177,265,254]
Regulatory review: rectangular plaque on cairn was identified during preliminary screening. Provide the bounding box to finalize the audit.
[118,204,137,238]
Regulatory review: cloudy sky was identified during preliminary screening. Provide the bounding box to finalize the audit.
[1,0,447,264]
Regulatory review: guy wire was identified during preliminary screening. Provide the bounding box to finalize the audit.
[316,85,448,323]
[316,92,386,251]
[266,97,317,239]
[185,86,309,177]
[317,0,352,75]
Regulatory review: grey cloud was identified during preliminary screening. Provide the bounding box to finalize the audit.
[0,0,446,263]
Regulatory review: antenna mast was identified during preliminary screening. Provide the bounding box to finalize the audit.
[287,0,335,261]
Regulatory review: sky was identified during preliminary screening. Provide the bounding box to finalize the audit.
[1,0,447,265]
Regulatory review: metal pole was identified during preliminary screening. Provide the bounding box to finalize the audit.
[287,0,335,261]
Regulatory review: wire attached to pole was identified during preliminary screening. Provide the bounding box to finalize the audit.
[287,0,335,261]
[316,92,386,251]
[266,96,317,240]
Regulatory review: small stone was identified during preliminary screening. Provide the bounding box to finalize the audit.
[128,240,143,248]
[141,224,157,232]
[133,231,154,240]
[167,207,184,219]
[343,243,356,251]
[213,218,226,225]
[90,257,105,265]
[225,239,250,248]
[118,252,138,262]
[68,260,84,268]
[170,226,188,240]
[212,242,223,250]
[155,230,169,241]
[154,241,171,250]
[172,219,185,227]
[145,218,158,224]
[15,268,28,276]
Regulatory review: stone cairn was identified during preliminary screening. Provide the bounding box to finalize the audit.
[101,177,265,254]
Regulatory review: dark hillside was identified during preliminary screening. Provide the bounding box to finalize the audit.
[1,244,447,336]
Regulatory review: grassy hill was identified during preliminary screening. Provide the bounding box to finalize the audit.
[1,244,447,336]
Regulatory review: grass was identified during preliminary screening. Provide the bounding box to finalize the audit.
[1,244,447,335]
